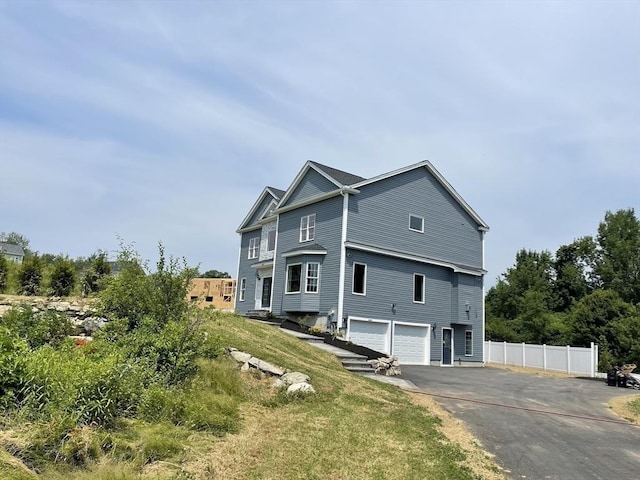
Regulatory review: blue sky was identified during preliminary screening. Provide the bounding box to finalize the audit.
[0,0,638,286]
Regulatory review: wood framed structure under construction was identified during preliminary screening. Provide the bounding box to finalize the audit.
[187,278,236,310]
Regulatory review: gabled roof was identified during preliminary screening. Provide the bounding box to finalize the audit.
[308,161,365,186]
[351,160,489,231]
[236,186,284,232]
[0,242,25,257]
[277,161,365,208]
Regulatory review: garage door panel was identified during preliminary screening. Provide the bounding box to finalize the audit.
[393,324,430,365]
[349,319,389,354]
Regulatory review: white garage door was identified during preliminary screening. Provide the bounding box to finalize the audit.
[348,318,390,354]
[392,323,430,365]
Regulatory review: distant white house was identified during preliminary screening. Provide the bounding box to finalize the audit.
[0,242,25,264]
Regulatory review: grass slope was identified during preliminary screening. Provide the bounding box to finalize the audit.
[1,313,502,479]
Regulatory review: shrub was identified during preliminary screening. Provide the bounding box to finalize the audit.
[1,305,73,349]
[49,257,76,297]
[82,252,111,294]
[18,255,43,296]
[19,344,155,427]
[0,326,28,407]
[0,254,8,292]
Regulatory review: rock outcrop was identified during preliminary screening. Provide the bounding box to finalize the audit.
[226,347,315,395]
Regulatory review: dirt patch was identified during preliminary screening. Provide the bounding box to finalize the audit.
[407,391,506,480]
[486,363,576,378]
[608,394,640,425]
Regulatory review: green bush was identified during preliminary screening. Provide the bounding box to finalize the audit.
[0,305,73,349]
[49,257,77,297]
[19,344,155,427]
[0,326,28,407]
[18,255,43,296]
[0,255,8,293]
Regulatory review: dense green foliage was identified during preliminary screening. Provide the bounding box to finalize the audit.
[487,209,640,369]
[0,254,8,293]
[0,244,236,475]
[49,257,77,297]
[81,252,111,294]
[18,255,44,296]
[200,269,231,278]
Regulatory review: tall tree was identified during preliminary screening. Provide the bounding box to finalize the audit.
[553,237,594,311]
[594,209,640,304]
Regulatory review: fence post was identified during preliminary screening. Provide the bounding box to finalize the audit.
[522,342,526,368]
[486,340,490,363]
[543,344,547,371]
[566,345,571,374]
[503,341,507,365]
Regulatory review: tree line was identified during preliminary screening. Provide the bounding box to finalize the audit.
[486,208,640,369]
[0,232,231,297]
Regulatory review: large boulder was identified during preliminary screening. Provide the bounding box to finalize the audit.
[280,371,310,386]
[229,350,252,364]
[286,382,315,395]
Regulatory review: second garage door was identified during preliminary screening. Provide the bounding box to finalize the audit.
[392,323,430,365]
[348,318,390,354]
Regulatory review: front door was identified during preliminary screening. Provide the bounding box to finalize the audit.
[442,328,453,365]
[261,277,272,309]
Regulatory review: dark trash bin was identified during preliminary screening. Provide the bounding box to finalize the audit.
[607,370,618,386]
[617,375,627,388]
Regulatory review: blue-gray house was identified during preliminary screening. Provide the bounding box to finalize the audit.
[235,161,489,366]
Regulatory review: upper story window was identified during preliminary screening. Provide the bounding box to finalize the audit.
[305,263,320,293]
[286,263,302,293]
[409,214,424,233]
[413,273,425,303]
[352,262,367,295]
[267,230,276,252]
[248,237,259,259]
[300,214,316,242]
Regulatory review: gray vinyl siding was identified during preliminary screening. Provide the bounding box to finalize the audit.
[272,195,343,317]
[282,169,338,207]
[343,249,483,363]
[246,194,276,228]
[348,167,483,268]
[235,231,262,314]
[343,249,450,361]
[454,273,483,362]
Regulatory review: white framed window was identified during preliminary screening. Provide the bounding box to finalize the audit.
[465,330,473,356]
[409,214,424,233]
[239,278,246,301]
[413,273,425,303]
[248,237,259,259]
[300,214,316,242]
[267,230,276,252]
[286,263,302,293]
[352,262,367,295]
[305,262,320,293]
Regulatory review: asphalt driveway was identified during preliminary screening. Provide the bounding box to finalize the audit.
[401,366,640,480]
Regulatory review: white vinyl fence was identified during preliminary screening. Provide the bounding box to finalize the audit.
[484,341,599,378]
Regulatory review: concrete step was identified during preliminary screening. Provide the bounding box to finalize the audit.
[344,365,376,373]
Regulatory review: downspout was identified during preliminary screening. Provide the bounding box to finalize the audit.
[337,191,349,329]
[270,216,279,313]
[481,230,486,363]
[235,239,242,308]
